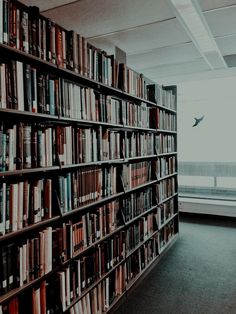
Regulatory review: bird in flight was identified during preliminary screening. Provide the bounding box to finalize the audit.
[192,115,204,127]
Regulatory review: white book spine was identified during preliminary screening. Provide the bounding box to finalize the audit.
[0,63,6,108]
[17,181,23,229]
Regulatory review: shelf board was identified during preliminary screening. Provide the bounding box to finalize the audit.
[0,166,59,177]
[125,154,157,162]
[64,258,125,312]
[0,108,59,121]
[61,192,124,218]
[64,225,124,264]
[158,193,178,206]
[126,230,159,259]
[124,180,158,194]
[158,172,178,182]
[159,212,179,230]
[124,205,157,227]
[158,129,177,134]
[159,233,179,254]
[60,159,124,170]
[0,155,159,177]
[0,266,60,305]
[126,254,159,292]
[0,216,60,244]
[158,151,178,157]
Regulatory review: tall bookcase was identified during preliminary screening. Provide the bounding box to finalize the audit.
[0,1,178,313]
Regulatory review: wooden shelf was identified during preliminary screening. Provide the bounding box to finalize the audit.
[124,205,157,227]
[124,180,158,194]
[158,193,178,206]
[158,151,178,157]
[158,172,178,182]
[159,212,179,230]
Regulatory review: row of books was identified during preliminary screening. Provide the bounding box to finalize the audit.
[0,227,52,296]
[43,126,121,165]
[96,94,121,125]
[156,177,176,203]
[0,179,52,235]
[159,219,176,249]
[0,234,160,313]
[0,2,115,85]
[147,84,176,110]
[126,236,158,281]
[62,211,157,262]
[0,162,174,237]
[158,199,175,227]
[68,221,125,260]
[122,101,150,128]
[56,166,117,213]
[0,60,97,119]
[150,107,176,131]
[125,132,154,158]
[122,161,152,190]
[0,0,178,105]
[158,110,176,131]
[0,122,57,170]
[0,271,121,313]
[125,213,156,252]
[69,201,122,252]
[156,134,176,154]
[0,209,157,298]
[155,156,177,178]
[56,240,126,311]
[121,187,153,222]
[0,61,175,132]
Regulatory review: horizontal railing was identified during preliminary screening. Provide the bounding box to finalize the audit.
[178,161,236,200]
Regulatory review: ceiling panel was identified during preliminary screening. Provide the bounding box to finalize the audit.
[216,35,236,56]
[204,6,236,37]
[141,58,209,80]
[89,19,191,55]
[20,0,76,12]
[43,0,175,38]
[198,0,236,11]
[127,43,201,70]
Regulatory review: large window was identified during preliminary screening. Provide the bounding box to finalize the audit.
[178,76,236,200]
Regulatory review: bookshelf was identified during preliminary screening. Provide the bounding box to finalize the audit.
[0,1,178,313]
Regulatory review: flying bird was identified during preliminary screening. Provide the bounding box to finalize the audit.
[192,115,204,127]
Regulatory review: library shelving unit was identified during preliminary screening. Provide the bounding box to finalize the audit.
[0,1,178,313]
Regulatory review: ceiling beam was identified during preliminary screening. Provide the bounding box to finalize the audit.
[168,0,227,70]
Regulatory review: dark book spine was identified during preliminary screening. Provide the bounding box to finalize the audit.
[7,243,15,291]
[10,61,18,109]
[23,63,32,112]
[3,0,9,44]
[31,125,38,168]
[0,246,8,294]
[29,6,39,56]
[21,10,29,54]
[5,184,10,233]
[34,237,40,278]
[37,73,44,113]
[23,124,32,169]
[16,122,23,170]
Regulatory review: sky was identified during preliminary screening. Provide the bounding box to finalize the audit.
[177,75,236,162]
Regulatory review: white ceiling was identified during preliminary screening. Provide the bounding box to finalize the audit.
[21,0,236,84]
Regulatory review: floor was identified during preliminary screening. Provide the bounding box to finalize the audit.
[115,214,236,314]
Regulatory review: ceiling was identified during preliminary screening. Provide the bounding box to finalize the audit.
[21,0,236,84]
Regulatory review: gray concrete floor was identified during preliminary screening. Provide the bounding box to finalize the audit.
[115,215,236,314]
